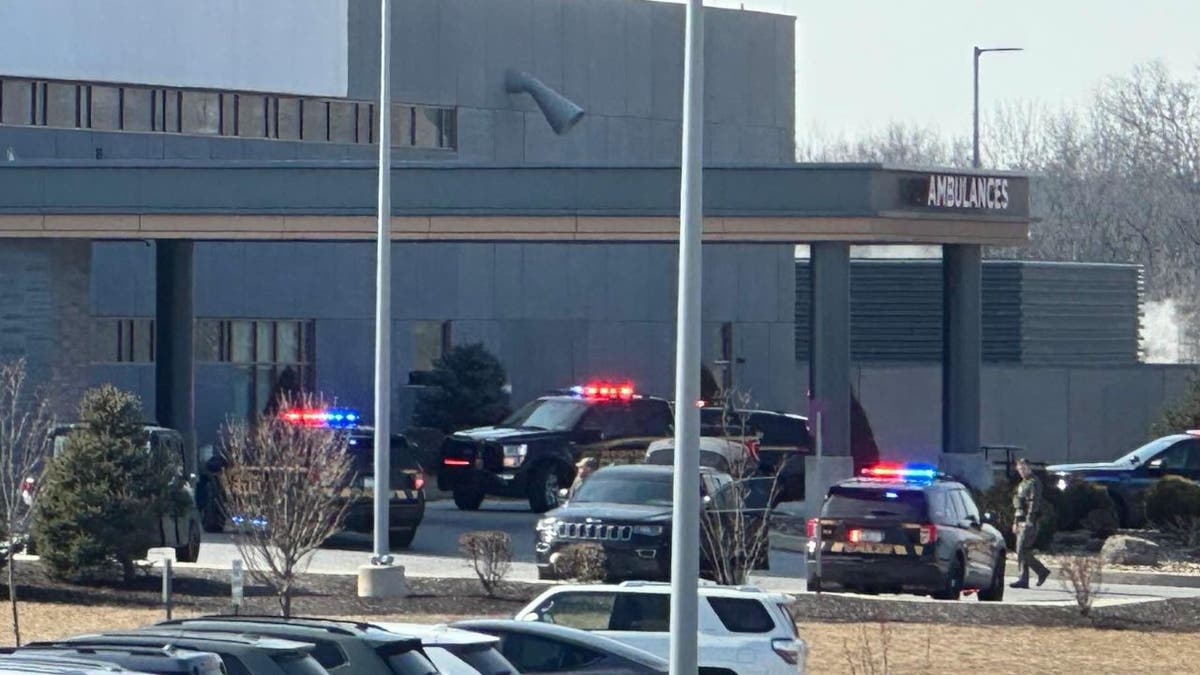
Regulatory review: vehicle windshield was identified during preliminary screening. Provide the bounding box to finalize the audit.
[573,473,673,505]
[1115,436,1180,467]
[384,650,440,675]
[501,399,587,431]
[270,653,331,675]
[446,644,519,675]
[822,486,927,520]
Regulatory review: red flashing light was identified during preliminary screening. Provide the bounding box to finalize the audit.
[805,518,818,539]
[443,458,470,467]
[919,523,938,545]
[414,472,426,491]
[861,463,937,481]
[574,381,635,401]
[848,528,863,544]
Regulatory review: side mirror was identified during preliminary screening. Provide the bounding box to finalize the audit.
[1148,459,1164,470]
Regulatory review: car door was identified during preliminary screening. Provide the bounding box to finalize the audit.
[1145,438,1200,482]
[950,488,993,585]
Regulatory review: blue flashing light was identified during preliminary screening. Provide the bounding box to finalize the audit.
[862,463,938,482]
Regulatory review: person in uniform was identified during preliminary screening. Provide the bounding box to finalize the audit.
[1010,457,1051,588]
[566,456,599,501]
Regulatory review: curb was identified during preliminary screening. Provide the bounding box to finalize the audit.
[1099,570,1200,588]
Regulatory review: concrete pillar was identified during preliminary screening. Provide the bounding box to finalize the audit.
[155,240,195,453]
[806,242,854,516]
[941,244,990,488]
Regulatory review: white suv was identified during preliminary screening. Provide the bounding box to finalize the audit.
[514,581,807,674]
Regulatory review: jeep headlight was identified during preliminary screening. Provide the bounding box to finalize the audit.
[1055,477,1068,491]
[536,517,558,537]
[502,444,529,468]
[633,525,664,536]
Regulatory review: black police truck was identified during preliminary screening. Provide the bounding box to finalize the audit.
[438,382,674,512]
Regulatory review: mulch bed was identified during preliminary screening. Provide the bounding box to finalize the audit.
[3,559,545,619]
[5,558,1200,632]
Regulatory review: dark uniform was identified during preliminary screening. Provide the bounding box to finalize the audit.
[1012,474,1050,586]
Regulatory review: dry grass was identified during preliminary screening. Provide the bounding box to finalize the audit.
[801,622,1197,674]
[3,602,1198,674]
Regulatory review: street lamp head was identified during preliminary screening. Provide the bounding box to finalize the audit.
[977,46,1024,54]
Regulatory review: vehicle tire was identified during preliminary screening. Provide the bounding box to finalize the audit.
[201,496,225,533]
[528,464,561,514]
[932,554,964,601]
[388,527,416,550]
[978,552,1006,602]
[453,488,485,511]
[807,574,822,593]
[175,522,201,563]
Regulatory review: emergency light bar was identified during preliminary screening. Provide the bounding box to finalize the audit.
[280,407,361,429]
[860,463,938,481]
[569,381,635,400]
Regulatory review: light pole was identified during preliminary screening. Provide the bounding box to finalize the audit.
[973,46,1022,168]
[372,0,393,567]
[669,0,703,673]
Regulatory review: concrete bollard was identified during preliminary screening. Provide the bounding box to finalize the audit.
[358,563,409,598]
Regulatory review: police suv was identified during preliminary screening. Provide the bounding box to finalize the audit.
[438,382,674,513]
[806,465,1007,601]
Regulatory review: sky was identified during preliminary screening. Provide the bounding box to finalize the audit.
[658,0,1200,140]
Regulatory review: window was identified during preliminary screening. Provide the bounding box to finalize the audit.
[533,591,616,630]
[299,640,347,669]
[162,89,183,132]
[301,99,328,142]
[0,79,33,125]
[1153,440,1196,471]
[630,400,672,436]
[823,486,928,521]
[92,318,155,363]
[412,320,450,372]
[122,87,153,131]
[195,319,315,420]
[238,95,269,138]
[276,97,301,140]
[329,101,356,143]
[707,597,775,633]
[498,633,601,673]
[578,403,636,439]
[954,489,981,522]
[392,103,414,146]
[609,593,670,631]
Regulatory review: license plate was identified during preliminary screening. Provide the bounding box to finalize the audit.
[844,542,893,554]
[859,529,883,543]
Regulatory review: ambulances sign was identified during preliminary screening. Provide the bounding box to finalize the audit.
[909,173,1011,211]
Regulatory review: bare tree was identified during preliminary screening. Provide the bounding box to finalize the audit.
[1060,555,1104,617]
[458,530,512,597]
[219,394,356,616]
[0,359,53,645]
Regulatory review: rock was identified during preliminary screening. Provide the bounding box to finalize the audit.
[1100,535,1162,566]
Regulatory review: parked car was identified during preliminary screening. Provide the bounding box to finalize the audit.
[1,645,224,674]
[152,615,437,675]
[0,653,154,674]
[200,406,427,549]
[370,623,519,675]
[536,465,772,581]
[700,406,811,503]
[41,631,329,675]
[453,620,666,675]
[643,437,754,476]
[438,382,674,512]
[513,581,806,675]
[1048,430,1200,526]
[806,464,1007,601]
[24,424,203,562]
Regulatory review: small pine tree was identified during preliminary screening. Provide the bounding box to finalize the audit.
[1152,375,1200,438]
[32,386,178,583]
[414,343,512,433]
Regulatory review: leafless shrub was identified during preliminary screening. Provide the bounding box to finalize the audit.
[459,530,512,597]
[1158,515,1200,548]
[1060,555,1104,617]
[841,621,893,675]
[219,393,356,616]
[552,543,607,582]
[0,359,54,645]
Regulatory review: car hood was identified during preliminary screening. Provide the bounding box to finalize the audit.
[450,426,566,444]
[1046,461,1129,474]
[548,502,673,522]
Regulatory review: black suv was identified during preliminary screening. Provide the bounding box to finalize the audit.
[438,386,674,513]
[1048,430,1200,526]
[535,464,772,581]
[700,406,811,502]
[806,466,1007,601]
[199,410,426,549]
